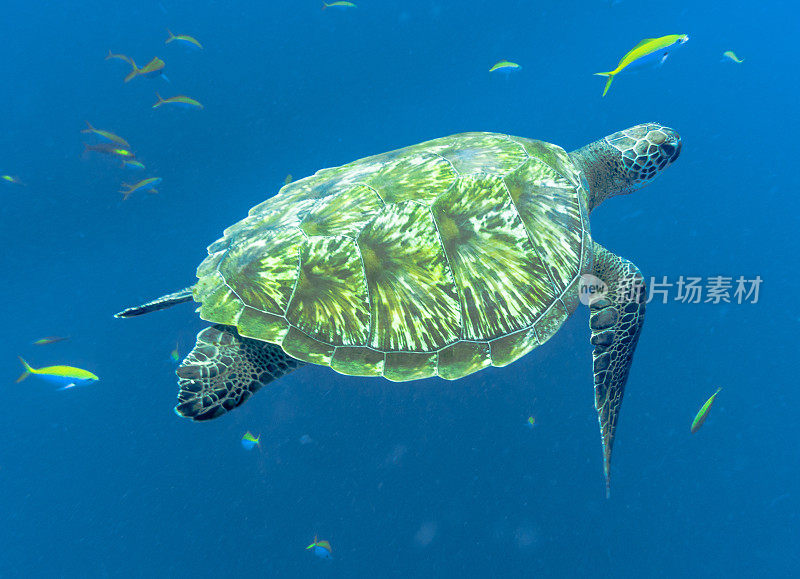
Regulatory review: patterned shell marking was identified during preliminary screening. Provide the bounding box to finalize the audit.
[193,133,591,382]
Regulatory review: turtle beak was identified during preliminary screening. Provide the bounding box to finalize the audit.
[659,128,682,164]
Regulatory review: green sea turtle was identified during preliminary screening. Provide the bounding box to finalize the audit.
[117,122,681,494]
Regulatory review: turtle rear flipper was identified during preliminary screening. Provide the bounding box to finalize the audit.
[588,243,647,497]
[175,325,304,421]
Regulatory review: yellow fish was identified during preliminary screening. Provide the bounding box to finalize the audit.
[125,57,166,83]
[595,34,689,97]
[489,59,521,72]
[323,1,356,8]
[691,387,722,434]
[153,93,203,110]
[166,30,203,50]
[17,357,99,390]
[81,121,131,149]
[120,177,162,200]
[723,51,744,64]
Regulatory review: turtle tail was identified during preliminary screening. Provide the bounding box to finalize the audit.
[594,71,615,97]
[115,286,195,318]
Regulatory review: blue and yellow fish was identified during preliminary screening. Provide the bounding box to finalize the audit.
[84,142,136,160]
[166,30,203,50]
[306,536,332,560]
[241,431,260,450]
[121,160,146,171]
[105,50,134,66]
[489,59,521,73]
[120,177,162,200]
[153,93,203,110]
[33,336,70,345]
[1,175,24,186]
[81,121,131,149]
[125,57,167,83]
[595,34,689,96]
[722,50,744,64]
[691,387,722,434]
[323,1,356,9]
[17,357,99,390]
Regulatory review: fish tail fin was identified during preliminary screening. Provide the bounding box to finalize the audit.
[166,29,175,43]
[81,120,93,134]
[322,2,328,9]
[105,49,113,61]
[16,356,35,382]
[124,62,138,83]
[594,71,615,97]
[153,92,164,109]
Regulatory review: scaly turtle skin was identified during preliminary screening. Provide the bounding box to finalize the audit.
[117,123,682,495]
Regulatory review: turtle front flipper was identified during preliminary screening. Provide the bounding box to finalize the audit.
[175,325,304,421]
[588,243,647,497]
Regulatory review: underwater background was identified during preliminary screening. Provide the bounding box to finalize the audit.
[1,0,797,576]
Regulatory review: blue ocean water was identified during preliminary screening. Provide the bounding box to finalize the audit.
[1,0,797,576]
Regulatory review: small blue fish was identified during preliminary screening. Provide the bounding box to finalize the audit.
[241,431,260,450]
[17,357,99,390]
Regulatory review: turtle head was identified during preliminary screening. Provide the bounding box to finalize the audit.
[571,122,681,212]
